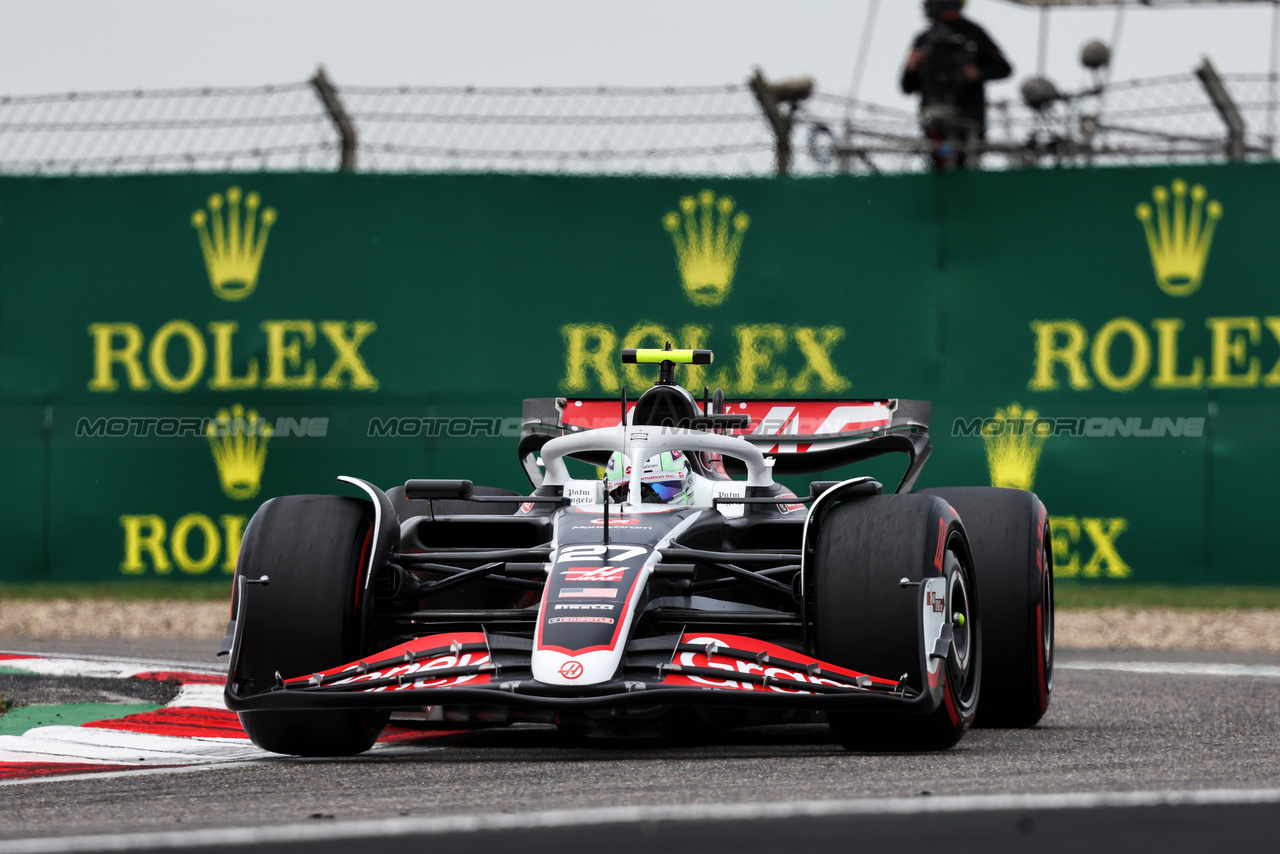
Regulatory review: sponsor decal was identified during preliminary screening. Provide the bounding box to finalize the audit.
[565,482,598,505]
[979,403,1047,491]
[520,502,535,513]
[1049,516,1130,578]
[192,186,278,302]
[554,604,614,610]
[290,634,494,692]
[1136,179,1222,299]
[539,546,647,655]
[663,189,749,308]
[89,189,376,397]
[926,590,946,614]
[559,587,619,598]
[119,513,247,576]
[1027,325,1280,394]
[559,661,585,679]
[562,567,627,582]
[562,322,850,396]
[88,319,379,393]
[661,634,891,694]
[559,400,890,452]
[205,404,271,500]
[559,192,848,396]
[587,518,642,526]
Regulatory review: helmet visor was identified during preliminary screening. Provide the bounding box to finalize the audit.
[647,480,685,503]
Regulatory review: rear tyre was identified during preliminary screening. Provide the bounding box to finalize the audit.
[387,485,522,521]
[814,494,980,752]
[232,495,389,756]
[919,487,1053,728]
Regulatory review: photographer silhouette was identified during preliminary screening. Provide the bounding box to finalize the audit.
[901,0,1012,170]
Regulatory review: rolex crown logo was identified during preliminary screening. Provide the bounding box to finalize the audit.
[192,186,278,302]
[1135,179,1222,298]
[206,404,272,501]
[983,403,1049,492]
[663,190,750,307]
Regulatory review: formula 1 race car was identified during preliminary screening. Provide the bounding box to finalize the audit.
[221,347,1054,755]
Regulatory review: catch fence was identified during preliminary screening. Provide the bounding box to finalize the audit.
[0,69,1273,176]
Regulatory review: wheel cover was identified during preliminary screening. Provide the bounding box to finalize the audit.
[943,546,977,709]
[1040,522,1055,694]
[949,561,972,673]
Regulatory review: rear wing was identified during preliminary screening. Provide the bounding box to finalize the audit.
[519,397,932,493]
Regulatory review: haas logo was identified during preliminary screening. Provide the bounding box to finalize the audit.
[559,661,584,680]
[563,567,626,582]
[926,591,947,614]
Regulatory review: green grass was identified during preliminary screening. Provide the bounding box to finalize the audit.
[0,702,162,737]
[1055,583,1280,610]
[0,582,230,602]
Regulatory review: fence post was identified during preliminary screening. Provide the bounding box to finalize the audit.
[310,66,358,171]
[749,68,814,176]
[1195,58,1246,162]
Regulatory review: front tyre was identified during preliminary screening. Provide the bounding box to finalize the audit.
[919,487,1053,728]
[814,494,980,751]
[231,494,389,756]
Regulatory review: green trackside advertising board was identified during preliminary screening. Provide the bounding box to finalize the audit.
[0,166,1275,586]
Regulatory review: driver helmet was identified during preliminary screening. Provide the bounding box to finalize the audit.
[604,450,690,505]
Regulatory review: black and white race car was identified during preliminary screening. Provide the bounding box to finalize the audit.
[221,347,1053,755]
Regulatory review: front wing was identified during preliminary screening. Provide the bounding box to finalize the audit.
[225,629,952,716]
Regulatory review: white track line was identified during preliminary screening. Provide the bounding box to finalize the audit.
[1058,660,1280,679]
[0,654,453,785]
[1,650,226,675]
[0,654,263,774]
[5,788,1280,853]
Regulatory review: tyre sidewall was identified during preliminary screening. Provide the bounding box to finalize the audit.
[232,494,387,756]
[813,493,979,750]
[919,486,1052,728]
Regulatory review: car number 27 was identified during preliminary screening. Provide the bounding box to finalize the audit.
[556,545,648,563]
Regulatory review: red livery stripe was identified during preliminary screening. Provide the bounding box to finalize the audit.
[133,671,224,685]
[83,708,248,740]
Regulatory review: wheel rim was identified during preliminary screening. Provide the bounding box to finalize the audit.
[943,546,977,708]
[1041,523,1055,692]
[948,556,972,674]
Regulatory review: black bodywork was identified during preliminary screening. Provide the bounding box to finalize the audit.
[222,395,948,724]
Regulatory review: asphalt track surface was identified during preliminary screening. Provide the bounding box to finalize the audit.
[2,637,1279,853]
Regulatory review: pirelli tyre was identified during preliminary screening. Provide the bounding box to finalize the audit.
[814,493,980,751]
[231,495,389,756]
[918,487,1053,728]
[387,484,522,521]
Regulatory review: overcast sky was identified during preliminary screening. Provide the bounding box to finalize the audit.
[1,1,1277,112]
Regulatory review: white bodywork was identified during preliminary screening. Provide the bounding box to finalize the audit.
[541,424,775,507]
[530,513,704,686]
[532,426,776,686]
